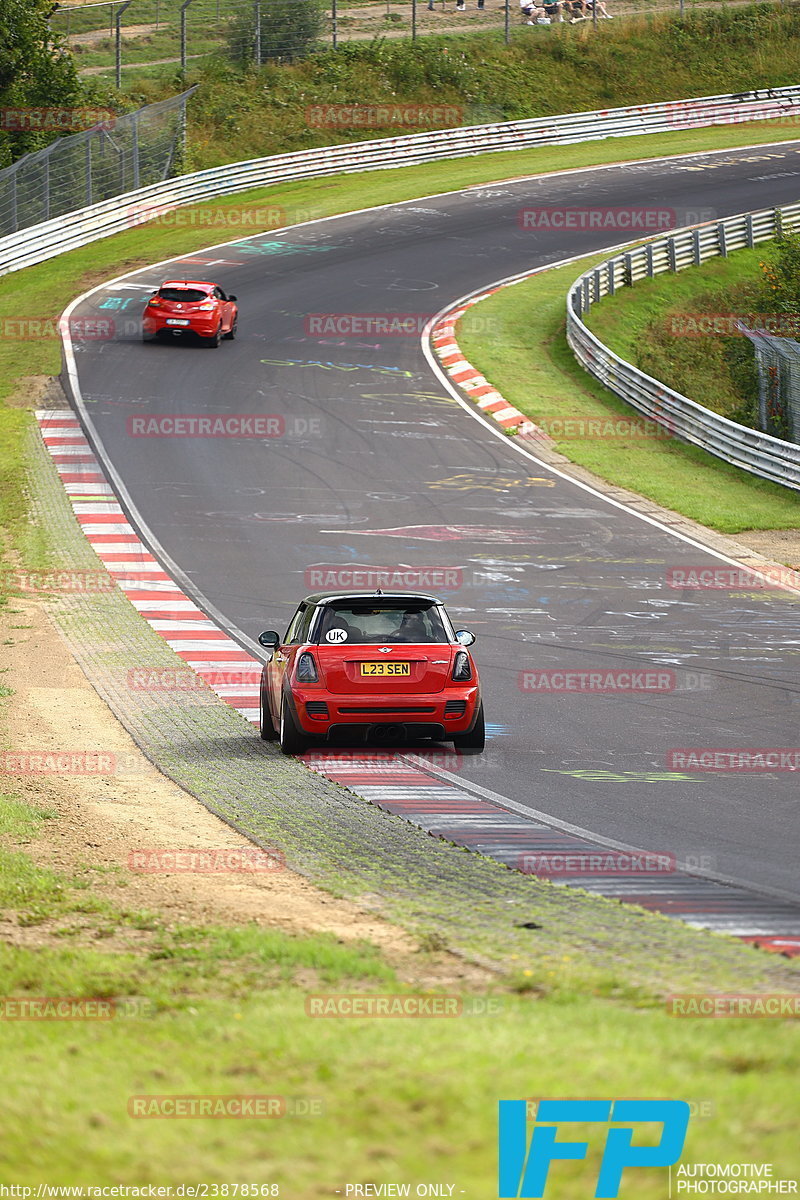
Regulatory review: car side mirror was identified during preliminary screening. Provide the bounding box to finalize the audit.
[228,294,237,302]
[455,630,475,647]
[258,630,280,648]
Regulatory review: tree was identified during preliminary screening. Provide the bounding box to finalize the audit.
[0,0,84,165]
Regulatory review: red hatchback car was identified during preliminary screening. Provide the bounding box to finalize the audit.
[258,592,484,755]
[142,280,238,347]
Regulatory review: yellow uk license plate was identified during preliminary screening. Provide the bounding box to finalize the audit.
[360,662,411,677]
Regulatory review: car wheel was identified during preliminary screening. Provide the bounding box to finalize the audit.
[206,324,222,348]
[452,702,485,754]
[224,317,237,340]
[279,696,308,755]
[259,690,277,741]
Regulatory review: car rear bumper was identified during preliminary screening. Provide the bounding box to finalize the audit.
[290,685,480,738]
[143,316,219,336]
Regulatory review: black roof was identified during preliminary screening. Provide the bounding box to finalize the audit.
[301,591,443,606]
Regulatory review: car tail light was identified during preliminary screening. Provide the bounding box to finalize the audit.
[296,652,318,682]
[195,301,216,310]
[146,297,161,307]
[451,651,472,682]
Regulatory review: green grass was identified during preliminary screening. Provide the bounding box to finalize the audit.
[456,253,800,532]
[584,244,775,428]
[0,790,798,1188]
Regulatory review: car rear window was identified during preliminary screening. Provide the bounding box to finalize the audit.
[315,602,448,644]
[157,287,209,302]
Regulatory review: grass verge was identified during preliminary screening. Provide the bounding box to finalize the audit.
[456,252,800,532]
[1,791,799,1188]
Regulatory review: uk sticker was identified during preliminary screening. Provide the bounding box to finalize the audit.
[326,629,348,643]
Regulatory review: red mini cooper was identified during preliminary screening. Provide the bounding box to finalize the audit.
[142,280,238,347]
[258,591,484,755]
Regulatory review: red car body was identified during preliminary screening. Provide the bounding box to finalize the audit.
[142,280,238,347]
[258,592,484,754]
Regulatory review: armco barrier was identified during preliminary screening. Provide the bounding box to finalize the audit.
[566,203,800,491]
[1,86,800,277]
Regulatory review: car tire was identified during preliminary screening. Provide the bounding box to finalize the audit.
[279,696,308,755]
[224,317,237,340]
[259,690,277,741]
[206,324,222,348]
[452,702,485,754]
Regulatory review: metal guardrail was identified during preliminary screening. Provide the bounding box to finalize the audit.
[1,85,800,277]
[566,203,800,491]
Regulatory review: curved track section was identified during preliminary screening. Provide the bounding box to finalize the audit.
[60,142,800,923]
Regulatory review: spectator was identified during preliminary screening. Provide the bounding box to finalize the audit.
[520,0,546,22]
[543,0,566,20]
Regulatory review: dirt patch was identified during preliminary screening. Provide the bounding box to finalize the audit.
[0,595,491,989]
[730,529,800,572]
[7,376,69,411]
[67,23,162,46]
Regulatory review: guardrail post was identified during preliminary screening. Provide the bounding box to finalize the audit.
[667,237,677,273]
[43,154,50,222]
[718,223,727,257]
[115,0,135,89]
[775,208,784,239]
[745,214,754,249]
[583,278,591,311]
[692,229,701,266]
[646,244,654,278]
[255,0,262,60]
[607,259,615,296]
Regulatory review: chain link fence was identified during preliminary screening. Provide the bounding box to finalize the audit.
[51,0,782,78]
[0,89,194,239]
[738,323,800,443]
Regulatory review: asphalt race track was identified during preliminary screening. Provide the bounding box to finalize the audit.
[63,141,800,905]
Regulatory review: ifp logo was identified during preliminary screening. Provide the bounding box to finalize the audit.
[498,1099,690,1197]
